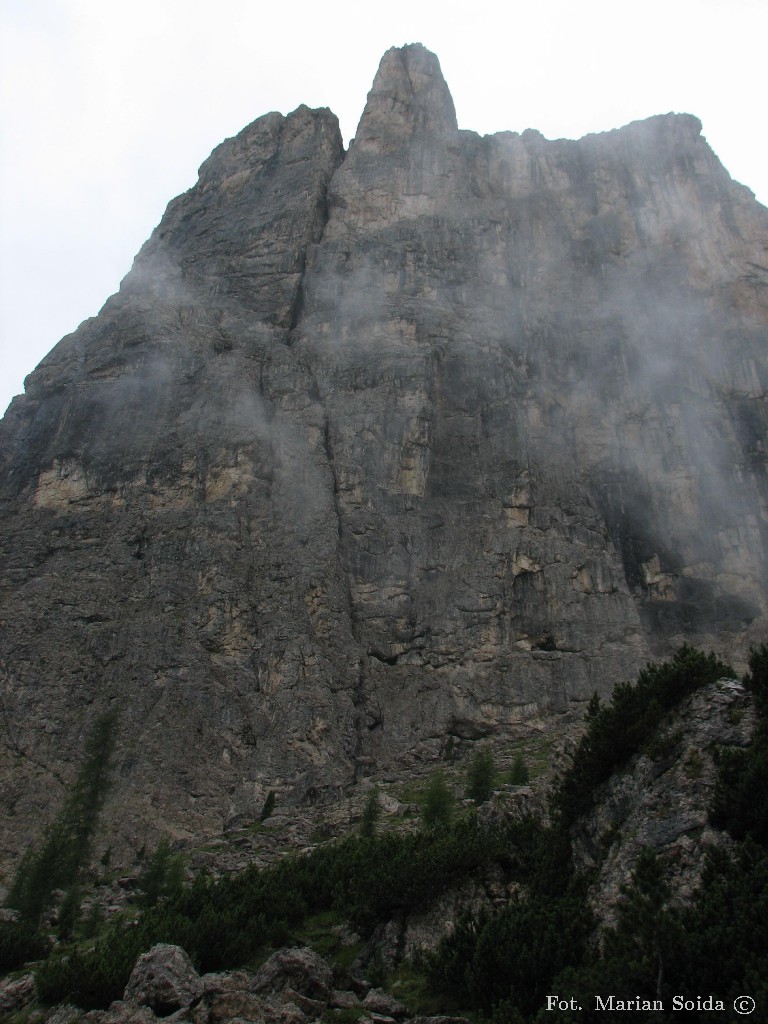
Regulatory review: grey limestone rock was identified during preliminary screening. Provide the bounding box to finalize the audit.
[571,676,755,925]
[199,971,256,999]
[0,972,37,1013]
[253,946,333,1002]
[330,990,361,1009]
[361,988,410,1018]
[123,944,203,1016]
[1,43,768,867]
[46,1008,89,1024]
[197,964,316,1024]
[85,1004,158,1024]
[207,990,302,1024]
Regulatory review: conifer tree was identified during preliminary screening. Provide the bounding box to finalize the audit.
[466,746,496,804]
[7,709,118,926]
[260,790,276,821]
[422,770,454,827]
[509,752,529,786]
[137,838,184,908]
[360,787,381,837]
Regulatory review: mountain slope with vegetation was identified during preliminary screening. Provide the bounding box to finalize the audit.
[1,646,766,1022]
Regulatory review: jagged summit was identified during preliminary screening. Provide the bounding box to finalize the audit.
[354,44,458,148]
[1,46,768,871]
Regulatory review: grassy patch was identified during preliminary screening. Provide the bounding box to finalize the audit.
[332,939,366,970]
[395,778,430,807]
[497,736,554,784]
[243,821,267,836]
[389,962,450,1016]
[395,770,466,809]
[293,909,349,958]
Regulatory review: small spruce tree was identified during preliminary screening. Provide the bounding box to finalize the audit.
[422,770,454,828]
[260,790,276,822]
[509,752,530,786]
[600,847,675,999]
[466,745,496,804]
[360,787,381,838]
[137,838,184,908]
[56,884,81,942]
[7,709,118,926]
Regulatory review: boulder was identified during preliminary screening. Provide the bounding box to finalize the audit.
[259,999,311,1024]
[46,1005,84,1024]
[201,969,312,1024]
[209,995,309,1024]
[206,989,271,1024]
[200,970,256,998]
[123,944,203,1016]
[90,1002,158,1023]
[280,989,326,1017]
[330,990,361,1009]
[362,988,410,1018]
[253,947,333,1002]
[0,972,36,1013]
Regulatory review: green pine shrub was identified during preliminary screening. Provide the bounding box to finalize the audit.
[360,788,381,838]
[466,746,496,804]
[422,771,454,828]
[553,646,732,829]
[509,752,530,786]
[710,645,768,846]
[260,790,276,821]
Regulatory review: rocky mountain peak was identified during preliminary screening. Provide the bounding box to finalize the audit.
[353,43,458,150]
[1,46,768,872]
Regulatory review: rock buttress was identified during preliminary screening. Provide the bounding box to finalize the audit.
[0,104,352,868]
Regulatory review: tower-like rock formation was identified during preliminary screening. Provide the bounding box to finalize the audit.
[1,45,767,866]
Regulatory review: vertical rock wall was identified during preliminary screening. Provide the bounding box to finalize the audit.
[1,45,767,866]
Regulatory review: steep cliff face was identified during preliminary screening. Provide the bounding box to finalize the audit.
[1,44,768,868]
[0,103,352,864]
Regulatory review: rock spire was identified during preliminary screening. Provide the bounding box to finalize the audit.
[354,43,458,148]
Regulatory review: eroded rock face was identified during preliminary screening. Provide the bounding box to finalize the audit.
[571,677,755,926]
[1,44,767,866]
[0,99,351,865]
[0,972,36,1014]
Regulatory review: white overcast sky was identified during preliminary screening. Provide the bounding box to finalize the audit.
[1,0,767,416]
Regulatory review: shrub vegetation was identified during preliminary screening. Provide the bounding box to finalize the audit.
[421,770,454,828]
[1,710,118,967]
[466,746,496,805]
[552,646,732,828]
[6,648,768,1023]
